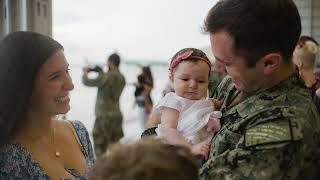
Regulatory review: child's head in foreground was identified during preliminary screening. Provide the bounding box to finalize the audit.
[89,138,199,180]
[169,48,211,100]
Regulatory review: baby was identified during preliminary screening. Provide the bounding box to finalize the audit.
[154,48,221,158]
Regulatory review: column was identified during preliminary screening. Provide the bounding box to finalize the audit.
[9,0,24,32]
[26,0,34,32]
[4,0,10,35]
[0,0,4,39]
[25,0,52,36]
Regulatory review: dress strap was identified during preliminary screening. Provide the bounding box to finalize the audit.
[65,121,88,158]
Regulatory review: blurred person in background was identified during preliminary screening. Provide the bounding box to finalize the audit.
[134,66,154,129]
[82,53,125,158]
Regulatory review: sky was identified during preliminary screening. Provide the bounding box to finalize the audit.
[53,0,218,64]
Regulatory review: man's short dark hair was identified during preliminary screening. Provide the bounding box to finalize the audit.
[108,53,121,66]
[204,0,301,67]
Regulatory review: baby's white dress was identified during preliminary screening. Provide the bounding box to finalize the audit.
[154,92,221,144]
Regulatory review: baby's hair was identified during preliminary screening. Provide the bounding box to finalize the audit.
[89,138,199,180]
[169,48,211,74]
[294,41,320,70]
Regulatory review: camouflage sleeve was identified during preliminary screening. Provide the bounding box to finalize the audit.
[82,71,107,87]
[211,76,233,100]
[199,106,318,180]
[199,141,295,180]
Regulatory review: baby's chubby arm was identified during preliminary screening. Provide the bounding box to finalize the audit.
[158,107,192,148]
[160,108,210,158]
[161,107,179,129]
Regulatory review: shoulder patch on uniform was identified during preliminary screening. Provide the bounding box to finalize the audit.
[245,120,293,147]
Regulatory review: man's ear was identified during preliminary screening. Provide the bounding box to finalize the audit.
[261,53,281,75]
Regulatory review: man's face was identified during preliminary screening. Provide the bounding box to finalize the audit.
[210,31,265,93]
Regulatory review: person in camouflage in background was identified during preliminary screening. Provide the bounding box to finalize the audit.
[199,0,320,179]
[82,53,126,158]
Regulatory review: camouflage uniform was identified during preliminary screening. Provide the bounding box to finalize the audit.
[200,73,320,180]
[82,69,125,158]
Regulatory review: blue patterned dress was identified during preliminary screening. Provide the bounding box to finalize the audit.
[0,120,95,180]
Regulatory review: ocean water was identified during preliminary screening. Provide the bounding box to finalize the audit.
[67,63,169,143]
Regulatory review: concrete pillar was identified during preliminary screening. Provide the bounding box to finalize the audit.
[4,0,10,35]
[26,0,34,32]
[9,0,24,32]
[0,0,4,39]
[26,0,52,36]
[47,0,52,36]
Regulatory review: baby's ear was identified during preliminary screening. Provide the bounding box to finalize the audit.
[169,73,174,82]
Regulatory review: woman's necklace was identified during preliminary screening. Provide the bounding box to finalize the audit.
[16,126,61,158]
[53,127,61,158]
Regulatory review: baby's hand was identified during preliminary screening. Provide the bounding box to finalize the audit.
[191,141,210,159]
[206,112,222,132]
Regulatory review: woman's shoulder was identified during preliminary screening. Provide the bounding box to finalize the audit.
[63,120,95,165]
[56,120,87,136]
[68,120,87,132]
[59,120,90,145]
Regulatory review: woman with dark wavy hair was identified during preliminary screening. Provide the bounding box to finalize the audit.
[0,31,95,179]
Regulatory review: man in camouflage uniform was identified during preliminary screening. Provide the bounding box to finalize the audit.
[82,53,125,158]
[200,0,320,179]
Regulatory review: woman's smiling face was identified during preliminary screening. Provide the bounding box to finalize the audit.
[29,50,74,116]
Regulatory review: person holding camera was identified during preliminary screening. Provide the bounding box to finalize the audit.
[82,53,126,158]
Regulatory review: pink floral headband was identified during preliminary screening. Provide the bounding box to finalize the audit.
[169,50,211,73]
